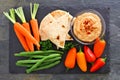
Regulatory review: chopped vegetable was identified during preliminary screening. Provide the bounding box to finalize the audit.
[30,3,40,50]
[77,48,87,72]
[84,46,96,63]
[90,58,106,72]
[64,47,77,69]
[94,37,106,58]
[15,22,40,47]
[15,7,34,51]
[3,8,40,49]
[3,8,29,51]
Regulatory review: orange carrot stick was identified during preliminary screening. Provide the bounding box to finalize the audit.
[22,23,34,51]
[30,19,39,43]
[30,3,40,50]
[3,8,30,51]
[15,7,34,51]
[14,22,40,48]
[14,26,29,51]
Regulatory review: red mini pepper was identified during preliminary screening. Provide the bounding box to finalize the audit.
[94,37,106,58]
[90,58,106,72]
[84,46,96,63]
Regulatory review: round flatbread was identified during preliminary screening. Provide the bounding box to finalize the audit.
[39,10,73,48]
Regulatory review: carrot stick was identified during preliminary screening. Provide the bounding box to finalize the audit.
[3,8,29,51]
[15,7,34,51]
[30,3,40,50]
[22,23,34,51]
[14,26,29,51]
[14,22,40,48]
[3,9,40,48]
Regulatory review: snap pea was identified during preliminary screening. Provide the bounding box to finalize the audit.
[33,60,60,71]
[26,54,61,73]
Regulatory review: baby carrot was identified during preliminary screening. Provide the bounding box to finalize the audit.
[14,26,29,51]
[77,48,87,72]
[15,7,34,51]
[3,8,40,48]
[3,8,29,51]
[30,3,40,50]
[14,22,40,47]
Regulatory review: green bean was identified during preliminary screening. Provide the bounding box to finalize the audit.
[26,54,61,73]
[30,54,61,59]
[26,59,44,73]
[15,54,46,57]
[33,60,60,71]
[16,54,61,64]
[31,58,60,68]
[16,56,61,64]
[37,60,60,68]
[43,57,61,62]
[30,55,45,58]
[16,57,61,68]
[16,60,39,64]
[17,50,63,54]
[16,63,33,67]
[14,50,63,57]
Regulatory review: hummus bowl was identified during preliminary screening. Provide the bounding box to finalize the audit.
[71,9,106,45]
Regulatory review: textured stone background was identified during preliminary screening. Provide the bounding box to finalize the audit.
[0,0,120,80]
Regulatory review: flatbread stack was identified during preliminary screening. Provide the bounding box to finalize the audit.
[39,10,73,48]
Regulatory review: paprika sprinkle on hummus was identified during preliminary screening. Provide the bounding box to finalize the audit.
[73,12,102,42]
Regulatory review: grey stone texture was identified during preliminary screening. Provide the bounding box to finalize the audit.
[0,0,120,80]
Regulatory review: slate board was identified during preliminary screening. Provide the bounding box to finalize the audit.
[9,5,110,74]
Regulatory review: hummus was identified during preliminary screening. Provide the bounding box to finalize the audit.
[73,12,102,42]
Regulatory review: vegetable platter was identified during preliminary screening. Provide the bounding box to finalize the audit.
[6,3,110,74]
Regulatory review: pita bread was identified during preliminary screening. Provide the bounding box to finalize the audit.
[51,10,66,19]
[39,13,56,40]
[39,10,73,48]
[43,13,69,48]
[51,10,73,33]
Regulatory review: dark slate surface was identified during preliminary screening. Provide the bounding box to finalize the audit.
[9,6,110,74]
[0,0,120,80]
